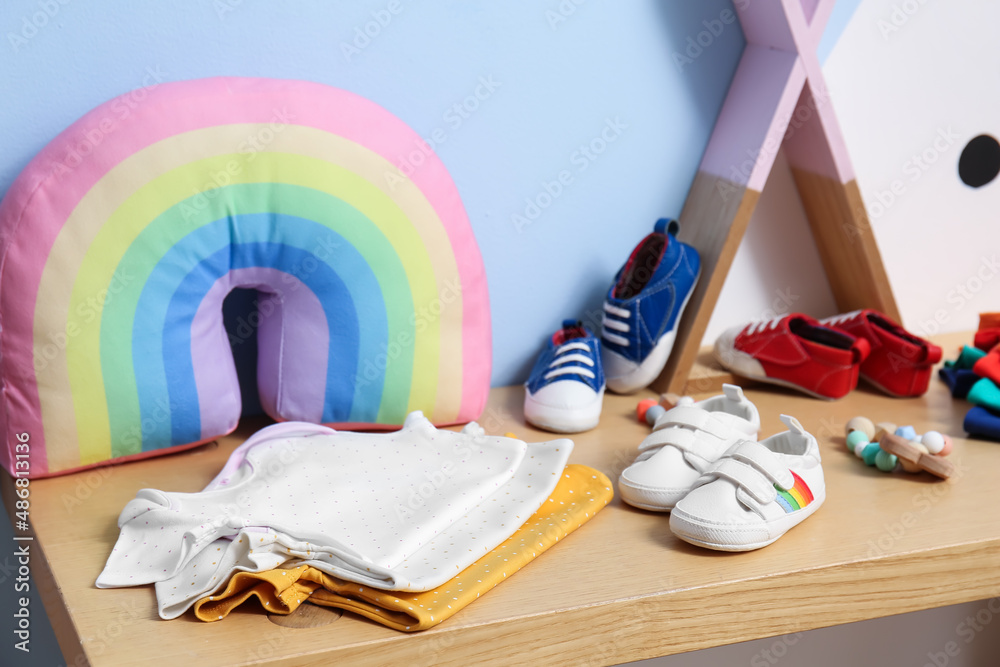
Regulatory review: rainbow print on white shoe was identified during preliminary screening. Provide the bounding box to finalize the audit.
[669,415,825,552]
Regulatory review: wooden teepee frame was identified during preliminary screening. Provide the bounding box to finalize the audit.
[654,0,900,395]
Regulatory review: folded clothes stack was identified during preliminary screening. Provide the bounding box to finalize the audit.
[939,313,1000,441]
[97,412,611,630]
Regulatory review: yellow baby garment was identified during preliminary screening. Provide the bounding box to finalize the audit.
[193,464,611,630]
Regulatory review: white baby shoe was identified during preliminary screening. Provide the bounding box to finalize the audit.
[669,414,825,551]
[618,384,760,511]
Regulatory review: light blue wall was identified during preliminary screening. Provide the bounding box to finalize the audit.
[0,0,744,387]
[818,0,863,63]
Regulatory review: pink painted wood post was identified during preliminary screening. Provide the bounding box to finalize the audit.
[655,0,899,395]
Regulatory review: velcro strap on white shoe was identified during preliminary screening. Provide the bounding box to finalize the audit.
[653,406,731,440]
[637,426,697,453]
[708,458,777,504]
[728,441,795,490]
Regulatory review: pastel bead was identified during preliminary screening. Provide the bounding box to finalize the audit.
[863,443,881,466]
[895,425,917,441]
[636,398,657,424]
[939,435,954,457]
[846,416,876,440]
[921,431,946,455]
[846,430,870,453]
[875,449,898,472]
[853,440,869,459]
[645,404,666,426]
[874,422,898,441]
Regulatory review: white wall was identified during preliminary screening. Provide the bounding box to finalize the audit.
[701,149,838,344]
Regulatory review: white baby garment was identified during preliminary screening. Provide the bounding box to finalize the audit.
[97,412,572,611]
[155,435,571,618]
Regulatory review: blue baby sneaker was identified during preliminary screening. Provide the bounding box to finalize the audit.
[524,320,605,433]
[601,218,700,394]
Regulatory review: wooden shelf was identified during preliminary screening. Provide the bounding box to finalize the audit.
[5,331,999,667]
[681,344,742,395]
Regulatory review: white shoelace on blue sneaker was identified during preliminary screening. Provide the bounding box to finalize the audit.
[602,302,631,347]
[543,341,596,380]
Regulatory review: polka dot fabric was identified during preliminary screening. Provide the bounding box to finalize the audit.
[95,413,574,616]
[154,436,571,618]
[192,464,612,630]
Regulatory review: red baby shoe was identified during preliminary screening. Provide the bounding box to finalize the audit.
[820,310,941,397]
[973,347,1000,387]
[974,312,1000,352]
[714,313,870,400]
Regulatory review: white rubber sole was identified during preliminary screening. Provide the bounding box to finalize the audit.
[670,490,825,551]
[605,274,700,395]
[713,336,841,401]
[524,388,604,434]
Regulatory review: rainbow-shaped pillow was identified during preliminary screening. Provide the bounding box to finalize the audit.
[0,77,491,478]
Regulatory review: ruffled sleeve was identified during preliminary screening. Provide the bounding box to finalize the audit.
[96,489,241,588]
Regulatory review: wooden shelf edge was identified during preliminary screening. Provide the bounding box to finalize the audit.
[266,539,1000,667]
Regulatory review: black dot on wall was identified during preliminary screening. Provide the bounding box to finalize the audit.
[958,134,1000,188]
